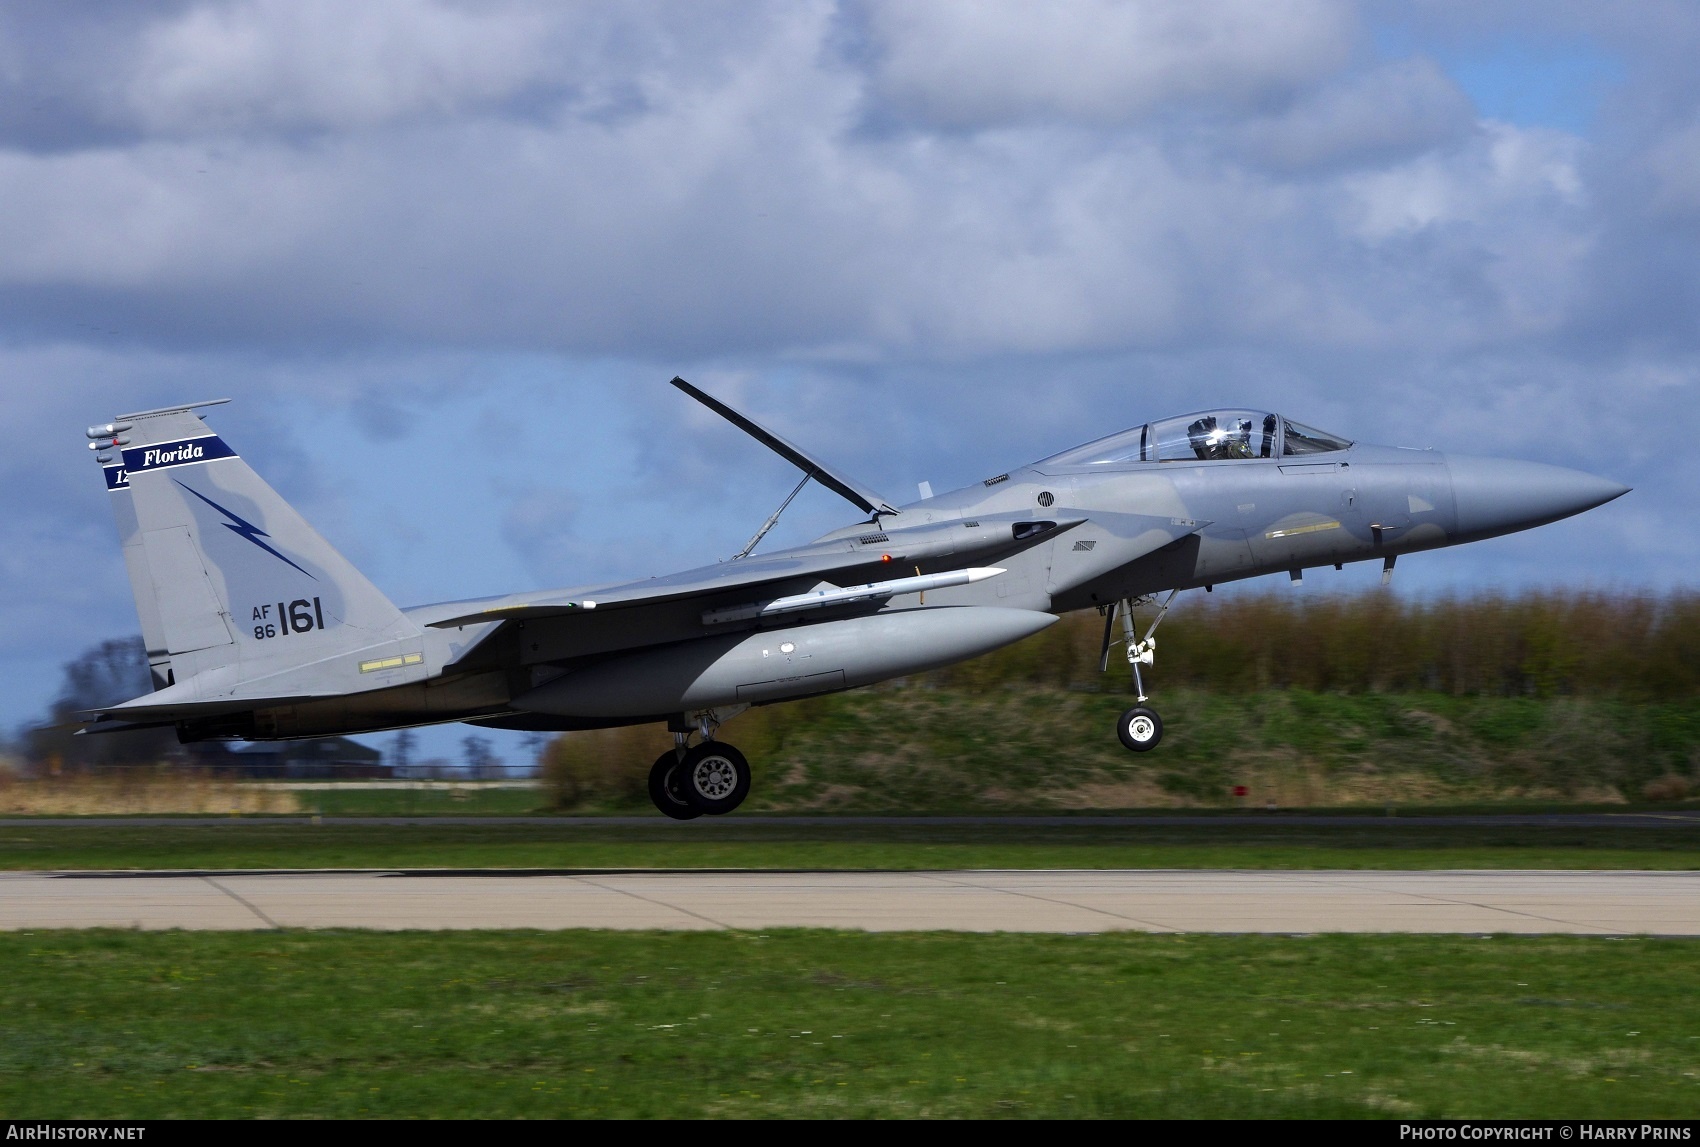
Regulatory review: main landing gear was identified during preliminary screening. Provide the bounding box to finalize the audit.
[1101,589,1179,753]
[648,710,752,820]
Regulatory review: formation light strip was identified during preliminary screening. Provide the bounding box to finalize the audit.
[359,652,424,673]
[1265,520,1341,540]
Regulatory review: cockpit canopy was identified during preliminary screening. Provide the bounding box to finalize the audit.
[1038,410,1352,468]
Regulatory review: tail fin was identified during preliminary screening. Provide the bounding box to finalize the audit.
[92,400,421,702]
[99,448,174,691]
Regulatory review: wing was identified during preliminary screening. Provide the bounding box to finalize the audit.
[421,513,1084,629]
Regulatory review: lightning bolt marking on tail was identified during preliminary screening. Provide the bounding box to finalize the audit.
[175,481,316,579]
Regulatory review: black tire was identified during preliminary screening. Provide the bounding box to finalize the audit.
[1117,706,1163,752]
[648,750,702,820]
[678,742,752,815]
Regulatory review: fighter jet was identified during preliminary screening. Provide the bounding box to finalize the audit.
[82,379,1628,818]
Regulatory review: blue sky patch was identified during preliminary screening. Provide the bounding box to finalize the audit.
[1376,27,1624,135]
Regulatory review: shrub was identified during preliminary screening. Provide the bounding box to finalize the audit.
[541,723,672,809]
[925,589,1700,699]
[1642,774,1693,802]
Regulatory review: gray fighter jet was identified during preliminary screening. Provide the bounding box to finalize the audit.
[82,379,1628,818]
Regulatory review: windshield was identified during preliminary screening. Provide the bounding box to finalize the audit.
[1282,419,1352,455]
[1036,410,1351,467]
[1036,425,1149,468]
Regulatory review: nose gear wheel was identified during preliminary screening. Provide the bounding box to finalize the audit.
[1117,705,1163,752]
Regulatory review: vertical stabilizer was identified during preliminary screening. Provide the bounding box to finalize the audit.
[92,401,424,702]
[100,456,174,690]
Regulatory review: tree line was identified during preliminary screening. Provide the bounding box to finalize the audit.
[14,589,1699,772]
[932,588,1700,698]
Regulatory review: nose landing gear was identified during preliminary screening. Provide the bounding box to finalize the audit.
[648,708,753,818]
[1117,706,1163,752]
[1101,589,1179,753]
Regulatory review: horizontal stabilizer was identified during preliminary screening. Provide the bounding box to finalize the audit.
[671,376,898,517]
[87,673,323,722]
[77,716,179,736]
[85,694,313,725]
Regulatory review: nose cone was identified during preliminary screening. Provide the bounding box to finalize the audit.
[1447,455,1631,542]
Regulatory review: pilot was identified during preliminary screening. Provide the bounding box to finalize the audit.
[1187,416,1219,460]
[1225,418,1254,458]
[1187,416,1256,460]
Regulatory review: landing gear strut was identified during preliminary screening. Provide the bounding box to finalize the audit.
[1101,589,1179,753]
[648,708,752,818]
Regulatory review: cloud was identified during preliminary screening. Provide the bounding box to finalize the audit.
[126,0,568,135]
[852,0,1358,129]
[0,1,1693,736]
[0,0,1631,366]
[0,1,1676,382]
[0,2,169,153]
[0,0,756,149]
[1232,57,1475,172]
[1642,116,1700,216]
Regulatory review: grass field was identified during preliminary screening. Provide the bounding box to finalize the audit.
[0,778,551,818]
[545,686,1700,812]
[270,785,547,818]
[18,686,1700,814]
[2,929,1696,1118]
[3,820,1698,872]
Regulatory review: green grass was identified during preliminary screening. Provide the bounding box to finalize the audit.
[545,686,1700,813]
[3,821,1698,872]
[2,929,1697,1118]
[290,786,549,817]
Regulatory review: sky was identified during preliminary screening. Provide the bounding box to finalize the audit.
[2,1,1696,770]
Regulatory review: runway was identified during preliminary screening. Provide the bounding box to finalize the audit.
[4,811,1698,828]
[4,869,1698,934]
